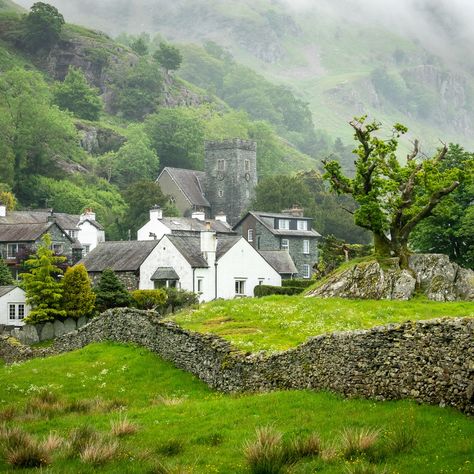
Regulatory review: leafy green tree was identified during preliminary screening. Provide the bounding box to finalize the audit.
[0,183,17,211]
[410,144,474,269]
[53,66,103,120]
[122,180,178,238]
[21,234,66,324]
[23,2,65,52]
[0,68,79,193]
[94,268,132,313]
[0,259,14,286]
[97,125,159,189]
[130,37,149,56]
[144,107,205,170]
[323,117,462,266]
[131,289,167,311]
[62,264,96,319]
[154,41,182,72]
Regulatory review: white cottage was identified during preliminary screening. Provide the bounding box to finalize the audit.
[81,231,281,301]
[0,286,29,327]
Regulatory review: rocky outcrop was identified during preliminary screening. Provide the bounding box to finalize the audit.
[75,122,126,155]
[307,254,474,301]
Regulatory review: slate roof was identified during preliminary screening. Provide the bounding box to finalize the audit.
[0,210,104,231]
[161,217,233,234]
[0,222,66,243]
[151,267,180,280]
[0,286,17,298]
[216,235,241,258]
[234,211,321,238]
[159,167,210,207]
[166,235,208,268]
[80,241,159,272]
[258,251,298,275]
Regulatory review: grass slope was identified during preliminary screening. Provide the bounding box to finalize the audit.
[0,343,473,473]
[170,296,474,352]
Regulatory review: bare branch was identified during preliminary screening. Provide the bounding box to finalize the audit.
[340,206,354,215]
[406,139,419,162]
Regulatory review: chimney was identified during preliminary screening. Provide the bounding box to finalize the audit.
[282,204,304,218]
[0,201,5,218]
[47,210,56,223]
[149,205,163,220]
[200,227,217,264]
[215,211,227,223]
[80,207,96,222]
[192,211,206,221]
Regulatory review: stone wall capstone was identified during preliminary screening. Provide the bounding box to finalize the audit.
[4,308,467,415]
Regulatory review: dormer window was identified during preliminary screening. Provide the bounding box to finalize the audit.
[217,159,225,171]
[297,220,308,231]
[278,219,290,230]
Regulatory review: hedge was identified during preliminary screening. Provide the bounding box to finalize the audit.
[281,279,314,289]
[254,285,302,297]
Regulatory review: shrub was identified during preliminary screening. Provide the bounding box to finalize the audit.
[254,285,302,297]
[164,288,198,312]
[281,279,314,289]
[244,426,287,474]
[131,289,168,311]
[62,264,96,319]
[94,268,132,313]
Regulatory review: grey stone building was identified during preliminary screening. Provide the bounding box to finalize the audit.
[156,139,257,225]
[233,207,321,279]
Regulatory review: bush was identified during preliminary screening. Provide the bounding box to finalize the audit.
[281,279,314,289]
[131,289,168,311]
[164,288,198,312]
[254,285,302,297]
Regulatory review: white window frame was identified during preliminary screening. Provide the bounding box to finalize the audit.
[297,220,308,231]
[303,240,310,254]
[235,279,246,296]
[83,244,91,255]
[248,229,254,242]
[281,239,289,251]
[303,264,311,279]
[6,243,19,259]
[197,278,203,293]
[8,303,25,321]
[53,243,63,254]
[279,219,290,230]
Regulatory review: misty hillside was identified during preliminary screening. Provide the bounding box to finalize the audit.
[15,0,474,151]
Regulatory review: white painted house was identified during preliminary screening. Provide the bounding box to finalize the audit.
[81,231,281,301]
[0,286,29,327]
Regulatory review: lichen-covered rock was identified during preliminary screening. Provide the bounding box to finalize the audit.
[40,322,55,342]
[308,254,473,301]
[18,325,39,345]
[53,320,66,338]
[64,318,77,334]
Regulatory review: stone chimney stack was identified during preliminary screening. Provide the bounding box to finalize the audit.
[0,201,5,218]
[80,208,96,223]
[215,211,227,223]
[200,227,217,265]
[47,210,56,223]
[192,211,206,221]
[149,205,163,221]
[282,204,304,218]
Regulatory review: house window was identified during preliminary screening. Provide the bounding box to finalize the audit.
[235,279,246,296]
[278,219,290,230]
[6,243,19,259]
[197,278,203,293]
[297,220,308,231]
[68,230,78,239]
[217,159,225,171]
[244,159,250,172]
[83,245,91,255]
[258,279,264,286]
[303,240,310,254]
[248,229,254,242]
[303,264,311,279]
[53,243,63,254]
[281,239,289,251]
[8,303,25,321]
[218,189,224,198]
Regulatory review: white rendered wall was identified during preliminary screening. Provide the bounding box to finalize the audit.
[137,219,171,241]
[216,238,281,299]
[77,222,104,252]
[0,287,29,326]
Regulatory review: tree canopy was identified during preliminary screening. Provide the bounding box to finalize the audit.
[323,116,462,265]
[154,41,182,72]
[62,264,96,319]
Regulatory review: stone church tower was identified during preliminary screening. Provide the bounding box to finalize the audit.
[204,139,257,225]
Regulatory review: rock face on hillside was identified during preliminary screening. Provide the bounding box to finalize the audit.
[307,254,474,301]
[75,122,126,155]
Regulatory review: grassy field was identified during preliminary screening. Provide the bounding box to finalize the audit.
[0,343,473,473]
[170,296,474,352]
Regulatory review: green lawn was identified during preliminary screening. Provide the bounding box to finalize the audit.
[0,343,473,473]
[170,296,474,352]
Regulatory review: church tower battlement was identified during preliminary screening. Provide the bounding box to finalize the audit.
[204,139,258,225]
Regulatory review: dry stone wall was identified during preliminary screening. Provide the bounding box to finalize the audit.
[37,309,474,415]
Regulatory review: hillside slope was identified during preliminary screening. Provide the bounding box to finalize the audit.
[23,0,474,151]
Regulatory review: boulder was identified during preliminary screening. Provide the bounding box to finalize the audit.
[64,318,77,334]
[40,322,54,341]
[77,316,88,329]
[18,325,39,345]
[53,320,66,338]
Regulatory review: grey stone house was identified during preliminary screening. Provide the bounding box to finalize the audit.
[233,207,321,279]
[157,139,257,225]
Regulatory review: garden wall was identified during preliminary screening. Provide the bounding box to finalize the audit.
[2,308,473,414]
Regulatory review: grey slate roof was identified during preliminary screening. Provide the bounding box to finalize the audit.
[160,167,210,207]
[161,217,233,234]
[166,235,208,268]
[0,210,104,231]
[236,211,321,238]
[0,222,59,242]
[0,286,17,298]
[80,241,159,272]
[259,251,298,275]
[216,235,241,258]
[151,267,180,280]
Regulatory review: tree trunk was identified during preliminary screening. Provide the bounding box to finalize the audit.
[373,233,391,258]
